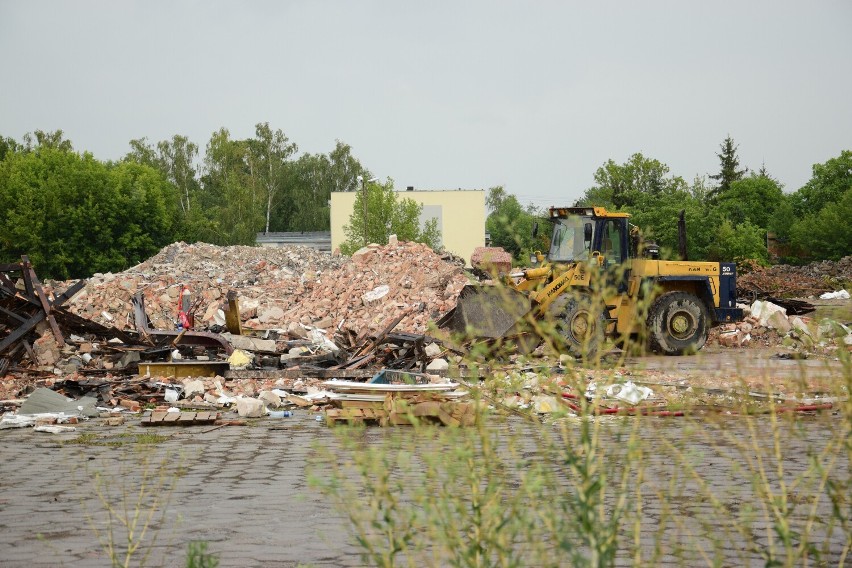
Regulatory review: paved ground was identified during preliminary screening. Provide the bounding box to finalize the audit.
[1,405,848,567]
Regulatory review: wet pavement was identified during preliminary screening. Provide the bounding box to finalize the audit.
[0,406,848,567]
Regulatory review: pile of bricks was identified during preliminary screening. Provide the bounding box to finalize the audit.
[56,240,469,337]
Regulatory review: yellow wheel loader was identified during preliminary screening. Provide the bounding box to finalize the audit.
[440,207,743,356]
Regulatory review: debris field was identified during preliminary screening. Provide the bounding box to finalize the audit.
[0,244,849,430]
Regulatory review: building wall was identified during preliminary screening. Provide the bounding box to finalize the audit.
[330,190,485,265]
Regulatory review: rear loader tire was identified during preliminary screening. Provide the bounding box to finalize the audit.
[558,296,608,359]
[647,291,708,355]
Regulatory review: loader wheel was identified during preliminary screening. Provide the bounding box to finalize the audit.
[647,292,708,355]
[558,297,607,359]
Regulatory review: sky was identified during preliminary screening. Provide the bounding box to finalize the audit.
[1,1,850,209]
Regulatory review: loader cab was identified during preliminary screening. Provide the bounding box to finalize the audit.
[547,207,630,267]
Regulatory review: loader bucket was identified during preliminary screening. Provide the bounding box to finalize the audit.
[439,284,532,339]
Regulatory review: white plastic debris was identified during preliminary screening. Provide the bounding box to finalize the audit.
[605,381,653,405]
[164,388,179,403]
[820,290,850,300]
[0,415,37,429]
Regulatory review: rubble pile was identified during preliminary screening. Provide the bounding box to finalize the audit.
[712,299,852,352]
[59,241,469,336]
[738,256,852,298]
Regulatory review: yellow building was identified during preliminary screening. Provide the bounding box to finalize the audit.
[330,189,485,266]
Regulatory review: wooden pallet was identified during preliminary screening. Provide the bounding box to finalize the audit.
[140,411,219,427]
[325,397,478,427]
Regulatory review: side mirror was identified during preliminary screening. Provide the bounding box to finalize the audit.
[532,222,539,238]
[584,222,593,244]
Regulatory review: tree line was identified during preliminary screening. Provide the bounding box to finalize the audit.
[1,128,847,279]
[487,137,851,265]
[0,126,434,279]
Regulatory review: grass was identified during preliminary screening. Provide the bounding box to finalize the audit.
[65,431,171,447]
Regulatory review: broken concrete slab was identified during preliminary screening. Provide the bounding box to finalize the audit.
[221,332,276,353]
[18,388,99,417]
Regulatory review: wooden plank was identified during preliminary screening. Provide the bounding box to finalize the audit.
[177,412,197,424]
[22,256,64,347]
[163,412,180,424]
[339,400,385,409]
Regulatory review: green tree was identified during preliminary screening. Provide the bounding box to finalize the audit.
[250,122,297,234]
[708,135,747,199]
[706,219,768,263]
[340,178,441,254]
[22,129,74,152]
[199,127,264,245]
[124,135,207,241]
[768,195,797,243]
[626,187,719,261]
[0,145,176,278]
[716,173,784,229]
[0,135,21,161]
[789,180,852,261]
[485,186,543,262]
[276,141,367,232]
[790,150,852,216]
[579,153,687,209]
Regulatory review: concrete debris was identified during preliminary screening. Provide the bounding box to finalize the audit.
[221,333,276,353]
[235,397,265,418]
[33,425,77,434]
[18,388,99,417]
[426,358,450,371]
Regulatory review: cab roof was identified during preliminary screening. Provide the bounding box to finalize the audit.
[549,206,631,219]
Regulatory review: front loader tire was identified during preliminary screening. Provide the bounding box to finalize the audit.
[647,292,708,355]
[558,296,608,360]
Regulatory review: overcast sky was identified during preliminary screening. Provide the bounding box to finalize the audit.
[2,1,850,208]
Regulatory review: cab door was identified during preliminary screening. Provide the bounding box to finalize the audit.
[596,218,629,293]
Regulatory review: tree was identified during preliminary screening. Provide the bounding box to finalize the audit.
[790,150,852,216]
[706,219,768,263]
[199,127,265,245]
[22,129,74,152]
[158,135,200,218]
[340,178,441,254]
[579,153,687,209]
[780,150,852,261]
[0,135,21,161]
[708,135,747,199]
[485,186,543,262]
[250,122,297,234]
[276,141,367,232]
[0,146,177,278]
[716,173,784,229]
[790,185,852,261]
[124,135,206,242]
